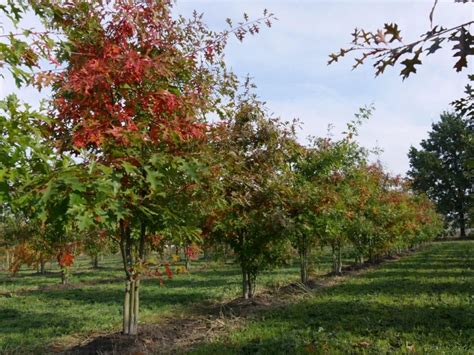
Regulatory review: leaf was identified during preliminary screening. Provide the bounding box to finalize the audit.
[121,161,138,175]
[375,29,387,45]
[400,49,422,79]
[40,179,55,204]
[384,23,402,43]
[451,27,473,72]
[426,37,443,55]
[144,166,164,191]
[69,193,86,206]
[76,212,94,230]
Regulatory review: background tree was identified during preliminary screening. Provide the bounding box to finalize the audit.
[408,112,472,237]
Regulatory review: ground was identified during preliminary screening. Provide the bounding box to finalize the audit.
[0,240,473,354]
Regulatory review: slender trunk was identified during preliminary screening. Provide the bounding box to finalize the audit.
[247,272,256,298]
[300,255,308,284]
[5,249,10,271]
[459,212,466,238]
[61,267,68,285]
[121,219,144,336]
[239,233,250,299]
[120,220,140,335]
[242,266,249,299]
[368,240,374,263]
[123,279,131,334]
[299,236,309,284]
[40,257,46,274]
[224,244,228,261]
[185,246,190,270]
[123,278,140,335]
[337,246,342,273]
[122,277,140,335]
[332,243,342,275]
[92,254,99,269]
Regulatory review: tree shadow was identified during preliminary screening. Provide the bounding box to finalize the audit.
[191,242,474,353]
[0,307,85,352]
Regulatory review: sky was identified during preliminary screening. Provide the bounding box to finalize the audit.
[0,0,472,176]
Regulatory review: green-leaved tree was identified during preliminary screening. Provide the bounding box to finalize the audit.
[408,112,472,237]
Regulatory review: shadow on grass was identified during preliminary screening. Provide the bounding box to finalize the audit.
[0,308,84,336]
[191,242,474,354]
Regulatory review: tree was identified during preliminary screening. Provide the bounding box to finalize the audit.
[408,112,472,237]
[0,0,275,335]
[289,131,364,281]
[210,97,296,299]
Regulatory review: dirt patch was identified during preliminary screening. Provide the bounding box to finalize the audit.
[63,315,236,354]
[63,292,293,354]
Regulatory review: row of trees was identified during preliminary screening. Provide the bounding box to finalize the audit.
[0,0,444,336]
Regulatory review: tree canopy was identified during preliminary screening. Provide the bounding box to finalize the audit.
[408,112,472,237]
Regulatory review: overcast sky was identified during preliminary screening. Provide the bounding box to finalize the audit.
[0,1,472,175]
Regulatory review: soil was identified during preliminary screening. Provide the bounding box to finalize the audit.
[65,317,223,355]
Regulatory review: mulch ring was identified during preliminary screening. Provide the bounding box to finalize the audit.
[63,293,287,354]
[63,316,229,355]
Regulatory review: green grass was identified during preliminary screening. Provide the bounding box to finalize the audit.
[0,252,308,353]
[192,241,474,354]
[0,241,472,354]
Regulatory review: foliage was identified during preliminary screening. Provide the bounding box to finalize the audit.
[408,112,472,237]
[209,95,297,298]
[328,1,473,78]
[0,0,451,341]
[0,0,276,336]
[452,74,474,121]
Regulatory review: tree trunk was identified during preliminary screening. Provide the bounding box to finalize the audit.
[123,278,140,335]
[247,272,256,298]
[120,219,146,336]
[300,256,308,284]
[242,266,249,299]
[92,254,99,269]
[184,245,190,271]
[299,235,310,284]
[40,257,46,274]
[5,249,10,271]
[61,267,68,285]
[332,244,342,275]
[459,212,466,238]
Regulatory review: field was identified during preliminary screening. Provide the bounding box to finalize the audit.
[1,240,473,354]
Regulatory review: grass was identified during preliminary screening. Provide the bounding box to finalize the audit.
[0,251,314,353]
[0,241,472,354]
[192,240,474,354]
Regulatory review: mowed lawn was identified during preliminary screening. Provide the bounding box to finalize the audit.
[0,241,473,354]
[193,240,474,354]
[0,253,309,352]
